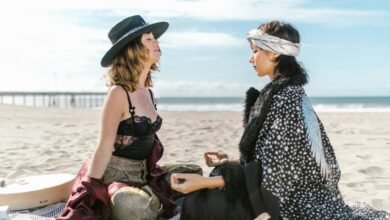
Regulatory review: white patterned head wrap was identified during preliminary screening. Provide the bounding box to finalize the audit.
[247,29,300,57]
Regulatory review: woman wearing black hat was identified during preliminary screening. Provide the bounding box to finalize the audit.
[170,21,390,220]
[58,15,201,220]
[93,14,170,220]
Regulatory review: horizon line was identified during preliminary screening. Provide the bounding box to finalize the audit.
[0,91,390,98]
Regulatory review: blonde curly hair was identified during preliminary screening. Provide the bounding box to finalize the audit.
[105,35,159,92]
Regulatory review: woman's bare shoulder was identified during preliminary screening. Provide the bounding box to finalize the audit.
[107,85,127,97]
[104,85,128,107]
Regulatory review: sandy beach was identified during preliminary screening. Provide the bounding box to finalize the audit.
[0,104,389,212]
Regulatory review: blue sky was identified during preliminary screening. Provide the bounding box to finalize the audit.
[0,0,389,97]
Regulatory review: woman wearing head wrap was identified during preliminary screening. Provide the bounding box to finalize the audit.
[171,21,390,220]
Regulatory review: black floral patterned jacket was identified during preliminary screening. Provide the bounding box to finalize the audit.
[220,75,389,219]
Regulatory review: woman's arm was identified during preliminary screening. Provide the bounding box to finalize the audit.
[87,86,126,179]
[170,163,246,200]
[170,173,225,194]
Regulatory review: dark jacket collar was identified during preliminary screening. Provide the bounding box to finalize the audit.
[239,74,307,163]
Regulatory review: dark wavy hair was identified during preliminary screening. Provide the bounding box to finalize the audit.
[259,21,308,84]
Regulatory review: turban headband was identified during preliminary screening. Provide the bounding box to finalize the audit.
[247,29,300,57]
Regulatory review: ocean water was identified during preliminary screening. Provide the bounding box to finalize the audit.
[156,97,390,112]
[1,94,390,112]
[308,97,390,112]
[156,97,244,111]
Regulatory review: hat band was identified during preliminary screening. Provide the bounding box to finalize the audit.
[115,23,149,44]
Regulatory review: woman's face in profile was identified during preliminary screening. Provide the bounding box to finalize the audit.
[141,32,161,64]
[249,45,277,79]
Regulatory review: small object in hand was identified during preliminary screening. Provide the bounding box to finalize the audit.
[178,178,186,184]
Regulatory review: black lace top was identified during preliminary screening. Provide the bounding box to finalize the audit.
[112,86,162,160]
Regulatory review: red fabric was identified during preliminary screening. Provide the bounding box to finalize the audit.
[56,175,110,220]
[148,135,177,218]
[107,181,129,197]
[57,135,177,219]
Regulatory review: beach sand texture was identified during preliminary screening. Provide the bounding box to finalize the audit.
[1,104,389,212]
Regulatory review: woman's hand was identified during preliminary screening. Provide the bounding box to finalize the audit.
[170,173,225,194]
[170,173,206,194]
[204,151,228,167]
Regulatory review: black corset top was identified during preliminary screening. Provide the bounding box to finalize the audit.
[113,86,162,160]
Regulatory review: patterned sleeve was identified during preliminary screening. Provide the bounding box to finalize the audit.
[254,90,303,200]
[251,87,389,219]
[253,88,328,218]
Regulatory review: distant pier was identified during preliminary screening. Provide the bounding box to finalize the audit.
[0,91,106,108]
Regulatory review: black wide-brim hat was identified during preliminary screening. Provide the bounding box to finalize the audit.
[101,15,169,67]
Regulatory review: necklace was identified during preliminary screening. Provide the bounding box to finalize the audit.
[136,85,154,111]
[144,90,151,109]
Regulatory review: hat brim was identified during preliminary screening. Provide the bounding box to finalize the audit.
[101,22,169,67]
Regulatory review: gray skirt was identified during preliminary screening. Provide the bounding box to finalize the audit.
[102,155,163,220]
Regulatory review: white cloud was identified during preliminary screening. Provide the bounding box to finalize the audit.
[161,31,243,49]
[301,43,348,49]
[1,0,384,25]
[0,6,108,91]
[190,56,218,61]
[0,0,387,94]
